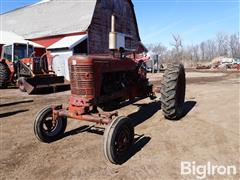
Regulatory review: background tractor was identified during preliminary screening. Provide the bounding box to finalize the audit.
[0,42,69,94]
[34,15,186,164]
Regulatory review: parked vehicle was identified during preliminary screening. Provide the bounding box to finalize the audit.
[34,15,186,164]
[0,42,69,94]
[232,58,240,70]
[233,58,240,65]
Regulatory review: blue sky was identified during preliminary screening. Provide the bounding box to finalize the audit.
[1,0,239,48]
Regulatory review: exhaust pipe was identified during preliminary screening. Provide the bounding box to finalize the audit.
[109,15,117,50]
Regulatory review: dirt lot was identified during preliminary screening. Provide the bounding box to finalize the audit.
[0,71,239,180]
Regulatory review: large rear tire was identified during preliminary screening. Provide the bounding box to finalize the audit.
[0,63,10,88]
[161,63,186,120]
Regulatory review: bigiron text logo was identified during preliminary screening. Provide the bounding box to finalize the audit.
[181,161,237,179]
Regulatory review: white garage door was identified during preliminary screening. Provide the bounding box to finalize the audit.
[51,50,72,81]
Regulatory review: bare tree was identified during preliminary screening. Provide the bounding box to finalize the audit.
[145,32,239,67]
[185,46,193,61]
[171,34,182,52]
[205,39,216,61]
[151,43,167,57]
[200,42,207,61]
[192,45,200,62]
[170,34,183,61]
[145,44,154,52]
[229,33,240,58]
[216,32,229,56]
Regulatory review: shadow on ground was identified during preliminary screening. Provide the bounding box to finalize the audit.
[61,100,161,138]
[128,100,161,126]
[177,100,197,120]
[118,134,151,165]
[60,125,151,165]
[52,100,194,164]
[0,100,33,107]
[54,101,160,164]
[0,109,29,119]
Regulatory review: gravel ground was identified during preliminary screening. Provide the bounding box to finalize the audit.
[0,71,239,180]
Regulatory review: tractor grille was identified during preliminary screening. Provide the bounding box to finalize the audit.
[69,64,95,96]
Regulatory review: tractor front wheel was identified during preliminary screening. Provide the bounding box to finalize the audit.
[161,63,186,120]
[34,106,67,143]
[0,62,10,88]
[103,116,134,164]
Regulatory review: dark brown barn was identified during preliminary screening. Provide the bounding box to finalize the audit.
[88,0,141,54]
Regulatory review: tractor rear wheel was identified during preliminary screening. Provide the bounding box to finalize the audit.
[0,63,10,88]
[34,106,67,143]
[161,63,186,120]
[103,116,134,164]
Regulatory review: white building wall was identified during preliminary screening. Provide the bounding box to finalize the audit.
[51,50,73,81]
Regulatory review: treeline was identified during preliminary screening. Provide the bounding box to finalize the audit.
[146,32,240,66]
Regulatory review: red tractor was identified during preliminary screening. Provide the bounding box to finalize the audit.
[0,43,69,94]
[34,16,186,164]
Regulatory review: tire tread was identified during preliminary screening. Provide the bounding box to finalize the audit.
[0,63,10,88]
[161,63,186,120]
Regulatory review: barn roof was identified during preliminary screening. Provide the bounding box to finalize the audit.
[0,0,97,39]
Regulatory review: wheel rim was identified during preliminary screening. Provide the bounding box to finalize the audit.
[41,113,62,137]
[114,125,132,155]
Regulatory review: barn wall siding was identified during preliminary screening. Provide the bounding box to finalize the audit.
[88,0,140,54]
